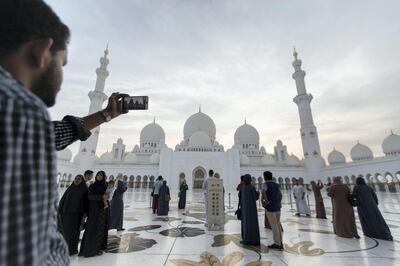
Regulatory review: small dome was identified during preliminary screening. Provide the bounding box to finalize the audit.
[240,154,250,165]
[286,154,300,166]
[328,148,346,165]
[99,152,112,163]
[260,146,266,154]
[150,153,160,164]
[351,142,373,161]
[140,121,165,142]
[382,132,400,156]
[117,138,123,144]
[188,131,212,148]
[184,109,216,140]
[261,154,275,165]
[133,145,140,153]
[124,153,138,163]
[57,148,72,161]
[234,122,260,145]
[276,140,283,146]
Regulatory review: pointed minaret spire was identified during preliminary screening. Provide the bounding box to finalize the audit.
[244,117,247,125]
[391,129,394,135]
[153,117,156,123]
[104,44,109,58]
[293,46,298,61]
[199,104,202,113]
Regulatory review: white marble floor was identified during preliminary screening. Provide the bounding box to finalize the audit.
[67,188,400,266]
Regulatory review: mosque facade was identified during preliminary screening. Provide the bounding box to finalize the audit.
[57,48,400,191]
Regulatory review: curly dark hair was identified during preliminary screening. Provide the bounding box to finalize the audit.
[0,0,70,57]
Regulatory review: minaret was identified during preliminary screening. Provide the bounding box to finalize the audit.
[292,48,323,170]
[77,46,109,158]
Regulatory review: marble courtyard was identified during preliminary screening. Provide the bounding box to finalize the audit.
[68,188,400,266]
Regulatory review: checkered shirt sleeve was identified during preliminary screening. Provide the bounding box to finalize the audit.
[53,116,91,151]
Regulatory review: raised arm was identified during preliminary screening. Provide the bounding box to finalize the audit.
[53,93,127,151]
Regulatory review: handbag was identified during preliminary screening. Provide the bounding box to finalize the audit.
[165,193,171,202]
[234,208,241,220]
[348,193,360,206]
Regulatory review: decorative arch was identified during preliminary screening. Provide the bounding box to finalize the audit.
[393,172,400,183]
[284,177,291,190]
[375,173,386,183]
[385,172,394,183]
[376,173,387,192]
[57,173,62,184]
[192,166,206,189]
[129,175,135,188]
[135,175,141,188]
[143,175,148,188]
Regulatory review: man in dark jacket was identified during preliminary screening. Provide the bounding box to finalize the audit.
[262,171,284,250]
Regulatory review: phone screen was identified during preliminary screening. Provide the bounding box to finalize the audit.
[122,96,149,111]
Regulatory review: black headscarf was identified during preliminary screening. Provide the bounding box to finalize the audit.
[356,177,366,185]
[243,174,252,185]
[59,175,88,213]
[90,170,107,195]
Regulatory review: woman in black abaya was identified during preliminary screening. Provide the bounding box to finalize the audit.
[158,181,170,216]
[79,171,109,257]
[353,177,393,240]
[178,180,188,209]
[59,174,88,255]
[239,174,260,246]
[109,175,128,231]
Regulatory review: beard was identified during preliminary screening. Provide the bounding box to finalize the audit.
[31,60,62,107]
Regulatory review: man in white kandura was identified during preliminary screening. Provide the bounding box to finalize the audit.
[292,179,311,217]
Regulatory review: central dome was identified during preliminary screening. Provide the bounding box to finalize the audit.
[183,109,216,140]
[234,122,260,144]
[140,121,165,142]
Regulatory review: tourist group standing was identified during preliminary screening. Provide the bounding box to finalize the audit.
[151,176,172,216]
[59,170,127,257]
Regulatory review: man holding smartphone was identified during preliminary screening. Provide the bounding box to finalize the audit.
[0,1,128,265]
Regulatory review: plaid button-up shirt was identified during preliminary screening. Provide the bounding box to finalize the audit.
[0,67,91,266]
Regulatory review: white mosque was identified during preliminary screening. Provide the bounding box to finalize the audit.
[57,47,400,192]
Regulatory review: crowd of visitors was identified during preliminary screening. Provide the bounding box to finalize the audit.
[235,172,393,251]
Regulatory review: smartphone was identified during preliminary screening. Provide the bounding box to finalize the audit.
[122,96,149,111]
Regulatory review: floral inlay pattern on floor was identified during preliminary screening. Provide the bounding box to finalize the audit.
[170,251,272,266]
[106,233,157,253]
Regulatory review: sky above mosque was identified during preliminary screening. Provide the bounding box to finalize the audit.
[47,0,400,160]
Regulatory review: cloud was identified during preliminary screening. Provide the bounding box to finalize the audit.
[46,0,400,160]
